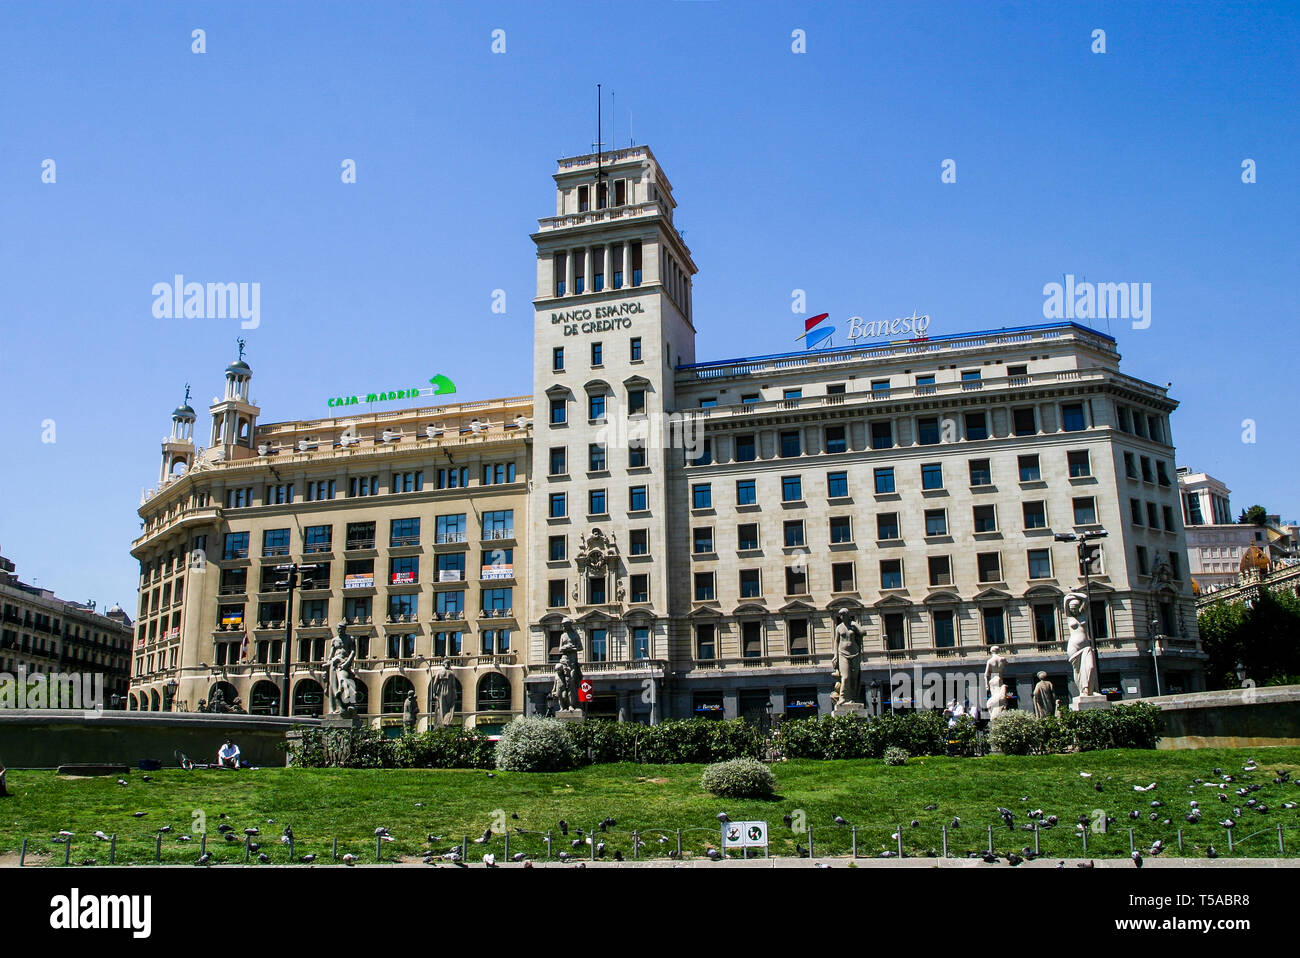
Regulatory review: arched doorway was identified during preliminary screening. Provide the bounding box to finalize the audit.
[207,681,239,712]
[249,680,280,716]
[149,689,161,712]
[476,672,511,712]
[128,693,139,711]
[382,675,415,715]
[292,678,324,717]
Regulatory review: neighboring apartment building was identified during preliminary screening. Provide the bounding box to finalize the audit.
[0,550,134,704]
[131,144,1207,724]
[1177,467,1277,593]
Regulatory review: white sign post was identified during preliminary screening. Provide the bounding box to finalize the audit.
[721,820,769,858]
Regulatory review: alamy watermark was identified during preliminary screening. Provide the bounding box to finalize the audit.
[152,274,260,329]
[0,666,105,714]
[1043,274,1151,329]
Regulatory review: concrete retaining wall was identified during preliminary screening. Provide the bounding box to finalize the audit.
[0,711,319,769]
[1138,685,1300,749]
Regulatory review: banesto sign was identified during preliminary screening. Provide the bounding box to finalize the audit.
[551,299,645,336]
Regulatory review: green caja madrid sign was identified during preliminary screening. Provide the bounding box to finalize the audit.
[327,374,456,409]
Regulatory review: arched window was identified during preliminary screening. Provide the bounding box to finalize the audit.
[292,679,324,717]
[382,675,415,714]
[249,680,280,716]
[149,689,161,712]
[476,673,511,712]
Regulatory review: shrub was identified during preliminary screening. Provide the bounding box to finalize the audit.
[495,717,577,772]
[988,711,1040,755]
[945,715,986,757]
[636,718,763,764]
[387,727,495,769]
[701,757,776,799]
[883,746,909,766]
[286,726,390,768]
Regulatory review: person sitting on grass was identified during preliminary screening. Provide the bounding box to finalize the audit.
[217,740,241,768]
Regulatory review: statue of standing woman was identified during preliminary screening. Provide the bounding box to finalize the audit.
[830,609,863,706]
[1064,591,1096,698]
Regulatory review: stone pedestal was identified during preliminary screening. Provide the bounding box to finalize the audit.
[320,712,362,729]
[555,709,585,723]
[1072,694,1112,712]
[832,702,867,718]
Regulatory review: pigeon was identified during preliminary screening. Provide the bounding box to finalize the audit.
[558,820,569,836]
[602,817,616,828]
[1077,860,1095,869]
[179,836,192,843]
[1219,794,1229,803]
[1150,800,1164,808]
[1131,851,1143,868]
[373,827,390,838]
[116,778,128,787]
[415,803,425,808]
[217,824,234,834]
[997,808,1014,829]
[158,825,172,834]
[1150,840,1164,855]
[197,853,212,866]
[795,843,808,858]
[257,853,271,863]
[249,842,261,852]
[283,825,294,841]
[1007,853,1024,867]
[657,835,669,844]
[301,854,317,863]
[1129,810,1140,820]
[924,803,938,811]
[595,842,606,857]
[815,862,832,869]
[667,850,681,860]
[558,851,573,862]
[880,850,898,858]
[280,835,291,846]
[94,831,110,841]
[571,839,583,849]
[1045,815,1059,827]
[341,853,358,864]
[486,773,495,778]
[474,829,492,845]
[613,850,624,862]
[1029,809,1044,820]
[219,814,228,819]
[911,820,920,828]
[1149,813,1158,822]
[950,818,961,829]
[981,852,998,864]
[244,827,259,836]
[224,834,240,843]
[511,813,518,820]
[782,814,793,828]
[1207,846,1218,859]
[1094,784,1104,793]
[379,834,395,843]
[483,854,496,867]
[1219,819,1235,828]
[511,852,527,862]
[142,775,152,783]
[523,860,534,869]
[834,815,848,827]
[705,847,722,861]
[1080,772,1092,778]
[132,812,147,818]
[1134,783,1157,792]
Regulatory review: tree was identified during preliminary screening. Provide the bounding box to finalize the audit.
[1237,505,1268,525]
[1196,587,1300,689]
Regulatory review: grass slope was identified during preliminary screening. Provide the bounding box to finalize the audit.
[3,747,1298,865]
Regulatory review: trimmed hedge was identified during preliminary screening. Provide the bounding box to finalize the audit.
[566,718,765,764]
[287,726,495,769]
[776,712,951,760]
[989,703,1163,755]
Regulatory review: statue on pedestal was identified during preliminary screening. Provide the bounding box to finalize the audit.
[429,662,457,727]
[1032,671,1057,718]
[985,645,1009,719]
[551,617,584,712]
[326,622,358,716]
[402,690,418,733]
[830,609,863,707]
[1064,591,1097,698]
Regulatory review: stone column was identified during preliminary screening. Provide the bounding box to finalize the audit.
[566,248,575,294]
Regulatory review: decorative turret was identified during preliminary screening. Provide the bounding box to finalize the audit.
[208,338,261,455]
[159,383,197,484]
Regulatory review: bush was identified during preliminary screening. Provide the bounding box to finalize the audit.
[883,746,909,766]
[495,717,577,772]
[776,712,951,760]
[988,711,1041,755]
[701,757,776,799]
[387,727,495,769]
[636,718,764,765]
[945,715,986,757]
[286,726,390,768]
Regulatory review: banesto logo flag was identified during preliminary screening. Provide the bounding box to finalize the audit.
[794,313,833,349]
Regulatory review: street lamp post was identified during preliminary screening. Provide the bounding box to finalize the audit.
[274,563,319,718]
[1148,616,1163,696]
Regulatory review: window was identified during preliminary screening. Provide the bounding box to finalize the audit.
[482,510,514,539]
[883,614,905,650]
[434,630,462,657]
[740,393,760,404]
[549,447,567,475]
[780,431,801,457]
[871,379,891,397]
[482,587,513,614]
[699,396,718,408]
[436,553,465,581]
[977,552,1002,583]
[1140,456,1154,482]
[785,566,808,595]
[588,576,606,604]
[346,521,376,549]
[932,610,956,647]
[921,463,943,490]
[1169,552,1181,580]
[928,555,952,586]
[1090,601,1109,639]
[549,493,567,518]
[588,393,606,421]
[784,520,805,547]
[880,560,903,590]
[1163,505,1176,532]
[390,556,418,585]
[630,337,642,361]
[917,417,941,445]
[916,374,936,392]
[870,421,893,449]
[1033,604,1056,642]
[827,471,848,498]
[435,467,467,490]
[348,475,379,497]
[553,255,566,297]
[223,532,249,560]
[262,528,290,557]
[969,459,992,487]
[390,518,420,547]
[547,580,566,608]
[739,569,761,598]
[788,618,810,655]
[590,342,603,366]
[588,629,607,662]
[628,441,646,468]
[482,463,514,485]
[550,397,567,424]
[983,606,1006,644]
[1027,549,1053,579]
[1147,502,1160,528]
[588,443,607,472]
[692,483,712,509]
[631,240,643,286]
[630,574,649,603]
[827,383,846,396]
[1061,403,1086,432]
[924,509,947,536]
[1156,461,1171,487]
[627,388,646,415]
[696,624,716,660]
[781,476,803,502]
[435,514,466,543]
[1073,497,1098,526]
[741,621,763,658]
[1023,501,1047,529]
[874,467,895,494]
[831,562,855,591]
[547,535,566,562]
[877,513,900,540]
[1124,452,1138,479]
[973,505,998,533]
[690,438,714,467]
[783,388,802,401]
[629,529,648,555]
[825,426,847,454]
[266,483,294,505]
[304,525,332,553]
[588,489,607,516]
[1137,545,1150,576]
[629,485,647,511]
[1012,407,1036,436]
[964,412,988,441]
[1067,450,1091,477]
[693,527,714,554]
[735,434,756,462]
[829,516,852,544]
[736,479,756,505]
[632,624,651,659]
[305,479,335,501]
[1130,498,1144,525]
[694,572,716,601]
[1018,454,1041,482]
[388,593,417,623]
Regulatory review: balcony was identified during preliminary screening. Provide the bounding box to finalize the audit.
[386,613,418,624]
[304,542,333,554]
[390,535,421,548]
[433,610,466,622]
[482,528,515,542]
[479,608,514,620]
[435,532,468,544]
[345,538,376,551]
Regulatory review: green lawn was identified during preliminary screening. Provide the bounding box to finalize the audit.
[4,746,1298,865]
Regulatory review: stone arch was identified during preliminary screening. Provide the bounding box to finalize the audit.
[292,678,324,717]
[476,672,511,712]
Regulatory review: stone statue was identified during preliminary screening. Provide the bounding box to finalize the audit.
[984,645,1007,688]
[986,672,1008,720]
[402,690,418,733]
[326,622,358,716]
[830,609,863,706]
[430,663,458,727]
[1064,591,1096,698]
[1032,671,1056,718]
[551,618,585,712]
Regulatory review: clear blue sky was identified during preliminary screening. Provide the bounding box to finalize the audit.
[1,1,1296,610]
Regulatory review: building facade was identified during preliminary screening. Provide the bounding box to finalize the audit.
[0,550,133,704]
[131,145,1206,725]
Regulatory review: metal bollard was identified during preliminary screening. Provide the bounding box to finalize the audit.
[807,826,814,859]
[19,839,26,867]
[504,832,510,861]
[245,836,251,864]
[1128,828,1135,855]
[677,828,683,859]
[1033,823,1039,856]
[462,836,468,860]
[110,834,117,865]
[201,834,207,856]
[1082,828,1088,853]
[851,826,857,859]
[633,830,639,861]
[332,837,338,861]
[1227,828,1233,853]
[1177,829,1183,853]
[376,836,382,862]
[942,825,948,859]
[288,837,294,860]
[64,840,72,866]
[1279,824,1286,855]
[897,825,904,859]
[545,830,552,860]
[157,833,163,863]
[590,829,596,862]
[987,825,993,855]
